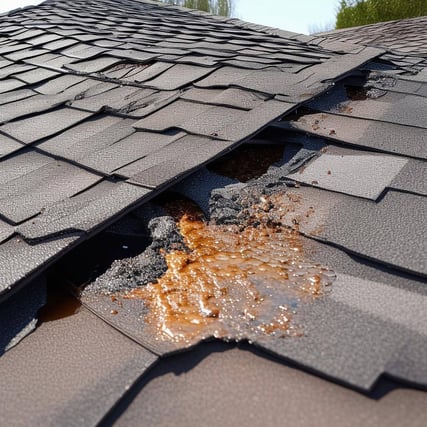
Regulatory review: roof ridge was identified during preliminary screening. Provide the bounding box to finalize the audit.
[318,14,427,36]
[131,0,365,53]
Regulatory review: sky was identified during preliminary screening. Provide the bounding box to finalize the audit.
[0,0,340,34]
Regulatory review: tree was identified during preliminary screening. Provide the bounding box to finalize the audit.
[159,0,234,17]
[336,0,427,29]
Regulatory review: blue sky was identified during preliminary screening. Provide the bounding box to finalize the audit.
[0,0,339,34]
[235,0,339,34]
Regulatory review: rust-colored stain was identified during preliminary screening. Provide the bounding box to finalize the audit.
[37,283,81,324]
[338,104,354,114]
[124,194,335,345]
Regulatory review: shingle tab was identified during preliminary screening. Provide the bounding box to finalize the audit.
[0,132,25,159]
[0,93,68,124]
[133,99,211,132]
[0,161,101,223]
[0,219,14,244]
[390,159,427,196]
[287,146,408,200]
[0,235,80,297]
[107,342,427,427]
[0,276,45,355]
[214,99,295,141]
[255,293,417,390]
[125,135,235,187]
[0,148,51,185]
[144,63,217,90]
[121,62,174,83]
[287,112,427,159]
[0,88,36,106]
[0,107,94,144]
[80,130,185,174]
[37,114,132,160]
[18,181,151,240]
[65,56,122,73]
[0,78,27,93]
[181,87,269,110]
[68,84,142,112]
[275,187,427,277]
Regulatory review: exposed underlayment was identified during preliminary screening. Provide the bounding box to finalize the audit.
[0,1,426,426]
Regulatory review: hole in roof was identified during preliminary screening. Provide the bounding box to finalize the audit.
[53,225,152,288]
[55,133,334,346]
[346,86,369,101]
[207,143,285,182]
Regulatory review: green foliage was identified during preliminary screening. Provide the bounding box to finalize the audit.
[336,0,427,29]
[159,0,233,17]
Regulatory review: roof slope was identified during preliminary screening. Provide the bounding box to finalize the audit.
[320,16,427,55]
[0,3,426,426]
[0,0,383,301]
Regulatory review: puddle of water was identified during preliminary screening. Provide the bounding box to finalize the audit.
[124,195,335,345]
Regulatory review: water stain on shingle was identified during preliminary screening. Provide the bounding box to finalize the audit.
[120,194,335,345]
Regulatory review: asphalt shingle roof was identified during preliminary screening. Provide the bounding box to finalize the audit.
[0,0,384,300]
[0,2,426,426]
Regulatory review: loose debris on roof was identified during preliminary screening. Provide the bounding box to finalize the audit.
[84,187,336,346]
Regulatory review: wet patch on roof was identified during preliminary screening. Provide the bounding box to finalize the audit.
[79,179,336,355]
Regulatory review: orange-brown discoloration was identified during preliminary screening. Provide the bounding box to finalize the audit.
[125,194,335,344]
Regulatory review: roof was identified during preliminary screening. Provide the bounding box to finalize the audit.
[0,2,426,426]
[0,0,383,302]
[319,16,427,56]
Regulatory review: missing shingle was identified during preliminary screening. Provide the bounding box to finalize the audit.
[207,144,285,182]
[346,86,369,101]
[80,173,335,347]
[345,85,387,101]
